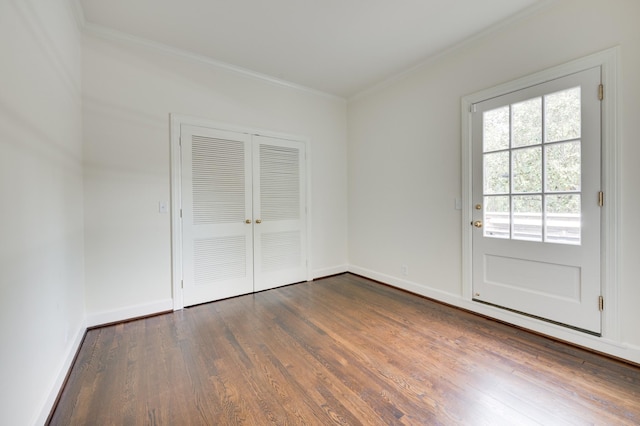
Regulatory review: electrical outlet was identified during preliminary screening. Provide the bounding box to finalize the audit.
[401,264,409,276]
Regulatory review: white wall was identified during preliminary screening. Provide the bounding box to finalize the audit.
[0,1,86,424]
[348,0,640,360]
[2,0,637,421]
[82,33,348,321]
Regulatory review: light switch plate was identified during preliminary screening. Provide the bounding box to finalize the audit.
[454,198,462,210]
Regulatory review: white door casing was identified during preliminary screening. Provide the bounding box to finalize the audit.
[471,67,602,334]
[461,48,620,347]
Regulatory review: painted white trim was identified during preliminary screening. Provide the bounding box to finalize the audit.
[349,0,558,102]
[349,264,640,364]
[12,0,82,100]
[462,48,619,107]
[349,265,462,303]
[170,115,184,311]
[599,48,621,341]
[170,114,312,310]
[86,299,173,328]
[70,0,556,103]
[458,294,640,364]
[68,0,86,30]
[312,265,349,280]
[170,114,310,143]
[82,23,345,102]
[461,48,621,339]
[304,137,314,283]
[34,319,86,426]
[461,95,474,303]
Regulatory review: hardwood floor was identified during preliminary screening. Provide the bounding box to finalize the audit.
[49,274,640,425]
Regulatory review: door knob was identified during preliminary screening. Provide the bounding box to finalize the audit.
[245,219,252,224]
[473,220,483,228]
[255,219,262,224]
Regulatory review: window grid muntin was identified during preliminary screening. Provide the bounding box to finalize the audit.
[482,88,582,245]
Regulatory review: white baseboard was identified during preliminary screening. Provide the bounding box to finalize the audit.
[86,298,174,328]
[348,264,640,365]
[34,298,172,424]
[32,270,640,425]
[312,264,349,280]
[348,265,462,304]
[34,320,86,426]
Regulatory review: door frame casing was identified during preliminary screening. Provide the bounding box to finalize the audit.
[169,114,312,310]
[461,47,620,340]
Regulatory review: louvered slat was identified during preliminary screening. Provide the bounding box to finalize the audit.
[259,144,300,221]
[194,236,246,284]
[192,136,245,225]
[261,231,301,272]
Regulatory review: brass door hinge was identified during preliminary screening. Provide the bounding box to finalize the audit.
[598,84,604,101]
[598,191,604,207]
[599,296,604,312]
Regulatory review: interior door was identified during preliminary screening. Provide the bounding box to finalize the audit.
[253,136,307,292]
[471,67,602,334]
[180,125,308,306]
[181,125,254,306]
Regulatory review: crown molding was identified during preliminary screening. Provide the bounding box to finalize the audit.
[68,0,86,30]
[81,21,345,102]
[12,0,82,99]
[348,0,559,103]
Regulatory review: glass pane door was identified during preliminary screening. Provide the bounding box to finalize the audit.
[482,87,582,245]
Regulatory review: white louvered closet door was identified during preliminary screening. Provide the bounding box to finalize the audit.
[181,125,254,306]
[253,136,307,292]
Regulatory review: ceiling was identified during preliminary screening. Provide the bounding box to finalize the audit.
[78,0,545,98]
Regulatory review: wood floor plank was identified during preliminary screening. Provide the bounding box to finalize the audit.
[49,274,640,425]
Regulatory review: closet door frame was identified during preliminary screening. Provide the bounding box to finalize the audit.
[170,114,312,310]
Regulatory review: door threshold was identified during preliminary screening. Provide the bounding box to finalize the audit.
[473,298,601,337]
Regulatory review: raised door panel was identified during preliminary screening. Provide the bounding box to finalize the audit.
[471,67,602,334]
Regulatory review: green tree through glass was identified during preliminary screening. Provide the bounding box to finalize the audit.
[482,87,581,244]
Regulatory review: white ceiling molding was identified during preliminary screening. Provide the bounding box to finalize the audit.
[14,0,82,99]
[82,21,346,102]
[69,0,86,31]
[349,0,559,102]
[74,0,558,102]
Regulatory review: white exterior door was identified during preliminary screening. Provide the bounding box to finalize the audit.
[180,125,307,306]
[471,67,602,334]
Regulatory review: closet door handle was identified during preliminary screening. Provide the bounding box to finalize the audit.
[245,219,252,224]
[255,219,262,224]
